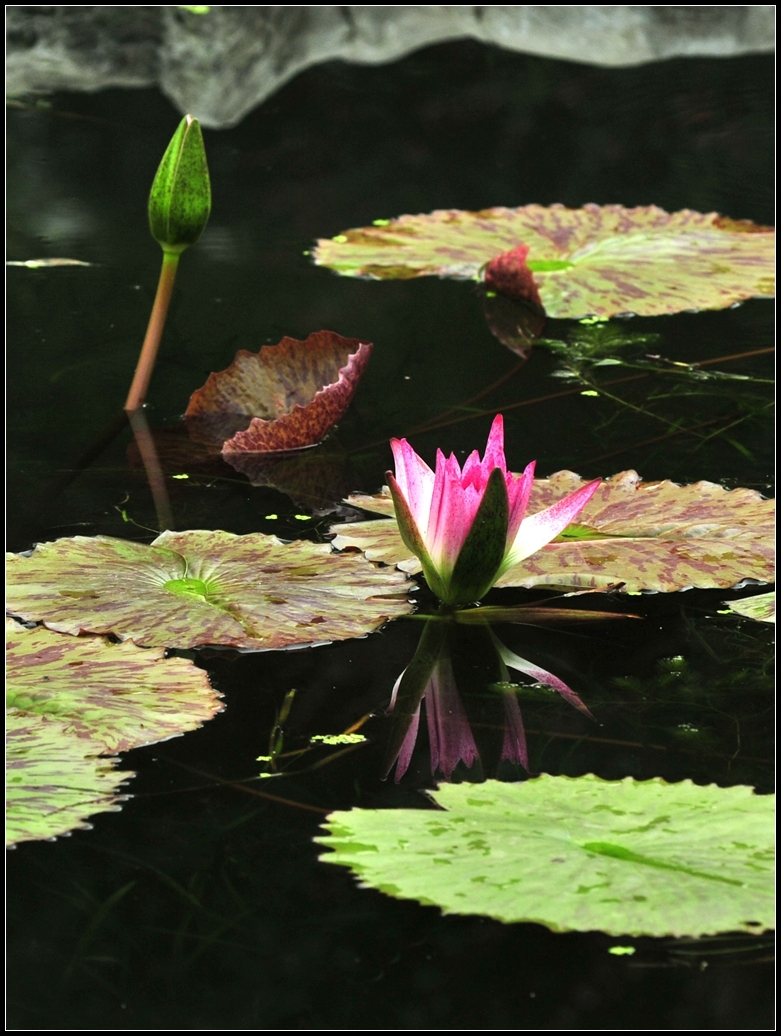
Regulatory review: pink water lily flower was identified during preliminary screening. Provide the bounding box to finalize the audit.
[387,414,600,606]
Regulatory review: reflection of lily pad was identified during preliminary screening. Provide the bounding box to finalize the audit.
[330,472,774,593]
[126,425,354,508]
[314,205,775,319]
[6,619,222,844]
[317,775,774,936]
[185,331,372,452]
[722,592,775,624]
[223,440,354,508]
[6,530,412,650]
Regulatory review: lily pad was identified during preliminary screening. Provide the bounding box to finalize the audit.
[330,472,774,593]
[314,205,775,319]
[722,591,775,624]
[185,330,372,452]
[7,711,132,846]
[6,618,223,750]
[6,530,412,650]
[317,775,774,936]
[7,618,222,844]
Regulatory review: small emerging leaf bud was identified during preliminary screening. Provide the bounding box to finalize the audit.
[148,115,211,254]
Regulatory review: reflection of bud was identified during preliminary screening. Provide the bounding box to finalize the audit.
[483,290,546,357]
[148,115,211,253]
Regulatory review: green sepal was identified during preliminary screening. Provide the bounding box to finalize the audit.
[148,115,211,253]
[386,473,448,601]
[445,467,509,606]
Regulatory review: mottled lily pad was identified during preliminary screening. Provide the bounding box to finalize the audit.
[185,330,372,452]
[7,619,222,844]
[6,530,412,650]
[722,591,775,624]
[317,775,774,936]
[7,711,132,846]
[314,205,775,319]
[330,472,774,593]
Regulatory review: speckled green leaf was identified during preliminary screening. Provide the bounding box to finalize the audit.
[6,619,221,845]
[331,472,774,593]
[723,591,775,623]
[314,205,775,319]
[317,775,774,936]
[6,530,412,650]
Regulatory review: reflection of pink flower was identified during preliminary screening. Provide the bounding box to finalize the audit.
[387,414,599,605]
[500,689,529,771]
[390,652,478,783]
[389,629,591,783]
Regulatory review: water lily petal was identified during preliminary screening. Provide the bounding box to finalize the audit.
[460,449,484,490]
[428,451,468,574]
[505,479,601,568]
[481,413,508,478]
[387,472,447,601]
[390,438,435,533]
[506,461,536,546]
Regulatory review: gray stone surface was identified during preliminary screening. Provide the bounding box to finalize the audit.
[7,6,776,128]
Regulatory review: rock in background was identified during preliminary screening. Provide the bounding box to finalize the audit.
[7,5,776,129]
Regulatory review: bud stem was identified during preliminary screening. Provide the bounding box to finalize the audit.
[124,250,180,413]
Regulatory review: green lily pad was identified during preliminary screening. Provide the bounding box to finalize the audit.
[6,530,412,650]
[331,471,774,593]
[7,618,222,845]
[317,775,774,936]
[314,205,775,319]
[722,591,775,623]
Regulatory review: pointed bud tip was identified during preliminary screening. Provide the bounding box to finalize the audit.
[148,114,212,252]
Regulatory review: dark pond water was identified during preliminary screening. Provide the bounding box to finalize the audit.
[7,41,774,1029]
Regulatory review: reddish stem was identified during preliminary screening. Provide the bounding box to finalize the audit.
[124,250,180,413]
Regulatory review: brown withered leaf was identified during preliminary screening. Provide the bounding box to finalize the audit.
[185,330,372,453]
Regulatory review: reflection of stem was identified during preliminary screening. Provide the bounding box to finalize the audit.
[125,251,179,412]
[576,370,688,434]
[526,727,770,764]
[690,402,774,453]
[127,408,174,531]
[581,412,742,465]
[355,346,774,449]
[153,755,329,814]
[407,357,528,436]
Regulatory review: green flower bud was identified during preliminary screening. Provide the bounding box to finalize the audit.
[148,115,211,254]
